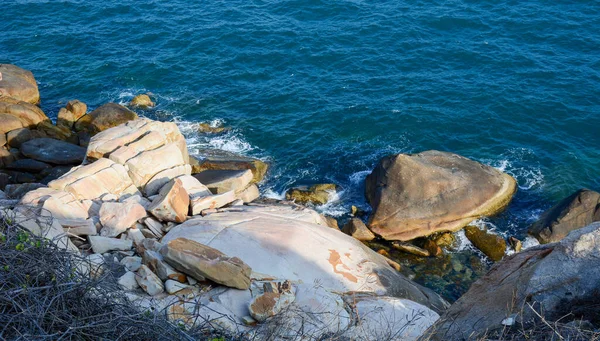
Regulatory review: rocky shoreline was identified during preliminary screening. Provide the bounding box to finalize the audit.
[1,63,600,340]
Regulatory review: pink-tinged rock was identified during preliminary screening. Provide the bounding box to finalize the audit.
[160,238,251,290]
[99,201,147,237]
[190,190,236,216]
[135,265,164,296]
[148,178,189,223]
[125,143,186,192]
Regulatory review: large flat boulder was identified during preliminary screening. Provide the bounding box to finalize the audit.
[74,103,137,134]
[193,169,253,194]
[20,138,86,165]
[161,203,448,313]
[365,151,517,241]
[0,64,40,104]
[425,222,600,340]
[529,189,600,244]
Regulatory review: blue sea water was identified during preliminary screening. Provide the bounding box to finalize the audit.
[1,0,599,241]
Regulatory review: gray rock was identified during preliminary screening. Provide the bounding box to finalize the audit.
[20,138,86,165]
[118,271,140,291]
[529,189,600,244]
[89,236,132,254]
[5,159,51,173]
[135,265,164,296]
[425,222,600,340]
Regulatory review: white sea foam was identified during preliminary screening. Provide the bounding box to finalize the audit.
[315,190,347,217]
[521,236,540,250]
[263,188,286,200]
[349,170,371,185]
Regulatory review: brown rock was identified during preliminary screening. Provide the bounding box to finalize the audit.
[0,97,49,127]
[322,215,339,229]
[197,122,228,134]
[432,232,457,249]
[129,94,155,108]
[391,241,430,257]
[74,103,138,134]
[148,178,189,223]
[285,183,337,205]
[36,121,74,141]
[193,169,253,194]
[366,151,517,241]
[0,114,24,134]
[509,236,522,252]
[529,189,600,244]
[423,239,443,257]
[0,64,40,104]
[342,218,375,241]
[160,237,252,289]
[464,225,507,262]
[190,150,268,184]
[57,100,87,129]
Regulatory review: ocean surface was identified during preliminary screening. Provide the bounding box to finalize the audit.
[2,0,599,298]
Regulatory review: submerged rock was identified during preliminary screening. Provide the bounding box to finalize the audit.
[285,183,337,205]
[425,222,600,340]
[366,150,517,241]
[391,241,430,257]
[190,149,268,184]
[464,225,507,261]
[529,188,600,244]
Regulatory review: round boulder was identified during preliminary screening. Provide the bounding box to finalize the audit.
[365,151,517,241]
[0,64,40,105]
[74,103,138,134]
[129,94,155,109]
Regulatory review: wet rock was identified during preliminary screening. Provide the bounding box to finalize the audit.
[423,239,443,257]
[391,241,430,257]
[135,265,164,296]
[285,183,337,205]
[0,64,39,104]
[426,222,600,340]
[464,225,507,262]
[351,205,367,217]
[432,232,457,249]
[129,94,155,109]
[197,122,228,134]
[342,218,375,241]
[99,201,147,237]
[89,236,133,254]
[5,159,51,173]
[190,150,268,184]
[148,178,189,223]
[365,150,517,241]
[509,236,522,252]
[74,103,138,134]
[529,189,600,244]
[160,238,252,290]
[36,121,74,142]
[20,138,85,165]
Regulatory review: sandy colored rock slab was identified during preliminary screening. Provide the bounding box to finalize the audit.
[193,169,253,195]
[0,64,40,104]
[529,189,600,244]
[89,236,133,254]
[144,164,191,196]
[190,190,236,216]
[99,201,147,237]
[48,158,140,200]
[60,218,96,236]
[177,174,212,199]
[86,118,185,162]
[160,238,252,289]
[148,178,189,223]
[135,264,164,296]
[20,138,85,165]
[238,184,259,203]
[366,151,517,241]
[342,218,375,241]
[125,143,186,191]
